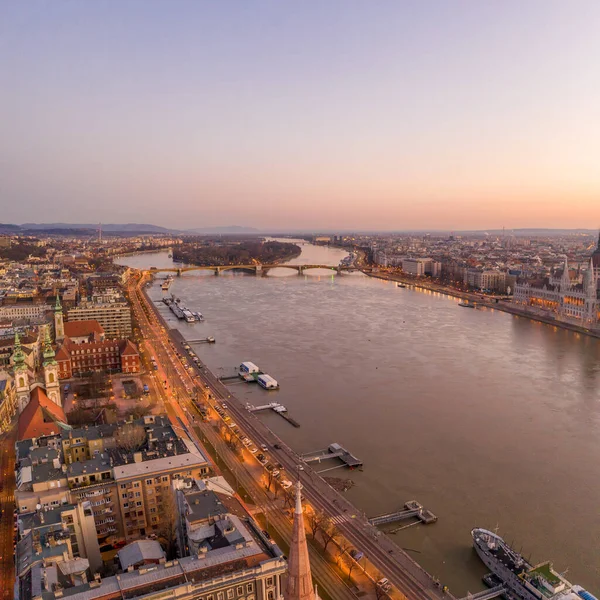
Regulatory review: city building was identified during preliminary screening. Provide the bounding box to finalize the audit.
[401,257,442,277]
[0,371,17,432]
[55,335,140,378]
[513,258,599,328]
[15,500,103,598]
[67,296,132,338]
[464,268,507,292]
[16,429,286,600]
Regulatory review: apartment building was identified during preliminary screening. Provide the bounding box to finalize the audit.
[67,299,132,338]
[20,481,287,600]
[464,268,507,292]
[15,417,212,552]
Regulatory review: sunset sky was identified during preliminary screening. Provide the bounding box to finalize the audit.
[2,1,599,231]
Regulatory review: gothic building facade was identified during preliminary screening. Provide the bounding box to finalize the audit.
[513,253,599,329]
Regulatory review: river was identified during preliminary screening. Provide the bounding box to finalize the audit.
[117,241,600,595]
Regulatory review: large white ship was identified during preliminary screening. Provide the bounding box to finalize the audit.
[472,528,596,600]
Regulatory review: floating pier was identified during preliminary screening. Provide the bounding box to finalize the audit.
[246,402,300,427]
[458,585,506,600]
[368,500,437,526]
[301,443,363,469]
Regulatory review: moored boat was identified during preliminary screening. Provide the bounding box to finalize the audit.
[472,528,596,600]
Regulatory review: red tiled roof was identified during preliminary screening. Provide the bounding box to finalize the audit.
[18,387,68,441]
[64,320,104,338]
[119,339,139,356]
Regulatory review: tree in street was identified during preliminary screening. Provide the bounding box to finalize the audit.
[115,423,146,452]
[156,488,179,560]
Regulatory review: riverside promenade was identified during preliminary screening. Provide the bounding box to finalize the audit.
[363,270,600,340]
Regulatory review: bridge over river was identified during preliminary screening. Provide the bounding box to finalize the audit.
[147,263,357,276]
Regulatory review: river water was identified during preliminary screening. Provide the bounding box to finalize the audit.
[117,242,600,595]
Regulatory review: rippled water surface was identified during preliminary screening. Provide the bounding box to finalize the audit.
[118,243,600,594]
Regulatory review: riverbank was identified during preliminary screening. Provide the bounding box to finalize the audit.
[363,270,600,340]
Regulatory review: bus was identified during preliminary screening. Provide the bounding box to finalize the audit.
[143,384,150,395]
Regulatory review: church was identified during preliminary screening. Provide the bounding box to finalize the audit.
[12,328,68,440]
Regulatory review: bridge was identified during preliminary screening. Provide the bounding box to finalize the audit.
[146,264,356,276]
[457,585,506,600]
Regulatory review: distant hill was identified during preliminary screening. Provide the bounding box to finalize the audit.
[0,223,22,233]
[21,222,174,233]
[185,225,260,234]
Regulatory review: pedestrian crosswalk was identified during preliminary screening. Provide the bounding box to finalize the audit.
[330,514,351,525]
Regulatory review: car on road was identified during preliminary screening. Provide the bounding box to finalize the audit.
[377,578,391,592]
[281,479,292,489]
[273,443,282,450]
[249,446,258,454]
[260,444,268,452]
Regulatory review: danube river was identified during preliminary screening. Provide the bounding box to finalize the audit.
[117,243,600,595]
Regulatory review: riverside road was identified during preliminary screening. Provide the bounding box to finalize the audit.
[130,270,453,600]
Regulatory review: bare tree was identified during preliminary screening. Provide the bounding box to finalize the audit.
[307,509,327,540]
[344,548,361,579]
[321,520,340,553]
[156,489,178,560]
[114,423,146,452]
[336,538,352,566]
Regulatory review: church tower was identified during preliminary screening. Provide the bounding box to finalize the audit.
[43,326,61,406]
[285,481,316,600]
[12,333,31,414]
[560,257,571,292]
[54,294,65,342]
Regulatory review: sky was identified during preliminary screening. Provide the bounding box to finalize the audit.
[1,1,599,231]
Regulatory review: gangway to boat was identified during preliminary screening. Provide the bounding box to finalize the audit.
[458,585,506,600]
[245,403,300,428]
[301,443,363,468]
[369,500,437,526]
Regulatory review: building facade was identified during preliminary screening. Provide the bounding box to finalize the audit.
[513,258,599,328]
[55,336,140,378]
[67,300,132,338]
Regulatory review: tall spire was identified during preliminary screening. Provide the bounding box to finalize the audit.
[560,257,571,291]
[12,332,27,371]
[285,481,316,600]
[55,294,62,313]
[43,326,56,366]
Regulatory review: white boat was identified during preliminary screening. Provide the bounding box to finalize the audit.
[257,374,279,390]
[182,309,195,323]
[239,362,260,377]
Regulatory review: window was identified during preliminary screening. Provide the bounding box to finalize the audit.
[135,492,141,498]
[246,584,253,593]
[227,590,234,599]
[237,587,243,596]
[267,579,273,588]
[146,479,152,485]
[162,476,168,482]
[136,501,142,507]
[121,494,128,499]
[217,593,224,600]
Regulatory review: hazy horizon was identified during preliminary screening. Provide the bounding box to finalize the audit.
[2,1,600,229]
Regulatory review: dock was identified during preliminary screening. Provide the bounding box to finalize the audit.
[369,501,437,526]
[301,443,363,469]
[246,402,300,427]
[458,585,506,600]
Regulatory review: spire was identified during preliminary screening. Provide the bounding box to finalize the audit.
[54,294,62,313]
[12,332,27,371]
[560,257,571,290]
[43,326,56,366]
[285,481,316,600]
